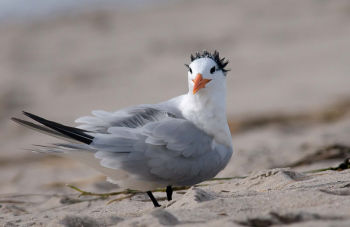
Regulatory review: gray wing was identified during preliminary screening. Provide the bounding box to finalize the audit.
[73,98,232,187]
[90,117,232,186]
[75,95,184,133]
[75,105,178,133]
[13,97,232,188]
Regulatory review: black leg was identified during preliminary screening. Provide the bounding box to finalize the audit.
[166,185,173,201]
[147,191,161,207]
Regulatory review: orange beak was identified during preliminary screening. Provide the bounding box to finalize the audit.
[192,73,212,95]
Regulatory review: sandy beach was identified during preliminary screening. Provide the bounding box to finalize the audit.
[1,0,350,226]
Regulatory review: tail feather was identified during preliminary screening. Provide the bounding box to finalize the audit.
[11,117,76,142]
[12,111,94,144]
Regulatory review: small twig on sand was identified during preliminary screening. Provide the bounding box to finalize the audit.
[303,158,350,173]
[66,184,139,198]
[107,194,135,205]
[0,200,29,204]
[67,184,191,204]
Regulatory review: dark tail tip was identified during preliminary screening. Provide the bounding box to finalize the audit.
[21,111,93,145]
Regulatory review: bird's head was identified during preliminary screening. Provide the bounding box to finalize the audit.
[185,50,229,96]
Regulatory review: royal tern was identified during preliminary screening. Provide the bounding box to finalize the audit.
[12,50,233,207]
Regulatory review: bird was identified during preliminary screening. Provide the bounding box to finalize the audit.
[12,50,233,207]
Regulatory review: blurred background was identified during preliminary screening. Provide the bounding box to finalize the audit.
[0,0,350,194]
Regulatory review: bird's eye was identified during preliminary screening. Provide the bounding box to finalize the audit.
[210,66,215,74]
[185,64,192,74]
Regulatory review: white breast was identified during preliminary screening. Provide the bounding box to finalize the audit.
[179,94,232,148]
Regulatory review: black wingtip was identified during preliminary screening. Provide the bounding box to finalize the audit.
[11,117,33,126]
[20,111,94,144]
[11,117,19,122]
[22,111,44,122]
[12,117,25,124]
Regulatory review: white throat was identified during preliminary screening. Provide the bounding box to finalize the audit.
[179,89,232,148]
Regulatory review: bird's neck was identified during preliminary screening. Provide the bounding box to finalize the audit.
[184,91,227,116]
[180,91,232,147]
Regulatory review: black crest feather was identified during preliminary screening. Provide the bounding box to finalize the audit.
[189,50,230,73]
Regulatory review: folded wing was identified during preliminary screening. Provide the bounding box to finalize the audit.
[14,103,232,190]
[89,114,232,187]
